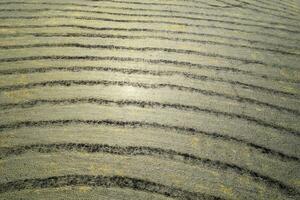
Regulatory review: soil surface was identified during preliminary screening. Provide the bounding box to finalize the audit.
[0,0,299,199]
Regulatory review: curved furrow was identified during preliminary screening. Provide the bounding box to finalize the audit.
[247,0,300,15]
[0,119,300,163]
[83,0,298,19]
[0,43,298,71]
[1,123,299,191]
[85,0,300,21]
[1,1,299,199]
[0,55,264,74]
[0,66,298,115]
[0,186,176,200]
[0,119,299,163]
[0,143,299,197]
[217,0,300,21]
[1,15,299,43]
[1,8,299,34]
[0,175,224,199]
[0,78,299,106]
[92,1,297,20]
[0,1,299,29]
[250,0,300,11]
[222,0,298,17]
[1,25,299,52]
[0,96,299,142]
[1,32,299,56]
[269,0,300,12]
[0,95,298,136]
[145,0,233,7]
[84,0,233,10]
[0,55,298,90]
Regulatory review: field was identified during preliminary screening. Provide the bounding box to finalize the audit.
[0,0,299,199]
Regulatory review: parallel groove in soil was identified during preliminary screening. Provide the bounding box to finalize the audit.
[0,119,298,162]
[0,143,299,197]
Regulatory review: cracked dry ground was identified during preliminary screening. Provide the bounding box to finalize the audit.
[0,0,299,199]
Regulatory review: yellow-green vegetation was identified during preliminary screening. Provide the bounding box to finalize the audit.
[0,0,299,199]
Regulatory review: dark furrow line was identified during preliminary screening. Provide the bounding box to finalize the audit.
[1,97,300,136]
[1,8,299,34]
[0,175,224,199]
[85,0,283,16]
[1,15,299,43]
[0,2,297,29]
[85,0,230,9]
[269,0,300,12]
[87,0,300,21]
[0,66,299,115]
[0,43,297,70]
[93,0,300,8]
[0,120,298,163]
[72,8,298,33]
[274,0,298,7]
[1,25,298,51]
[232,0,298,17]
[2,32,298,56]
[0,80,299,136]
[0,55,255,73]
[252,0,299,10]
[272,0,299,7]
[249,0,299,15]
[0,144,299,197]
[247,0,299,16]
[217,0,300,21]
[163,0,235,7]
[0,55,297,84]
[0,76,298,103]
